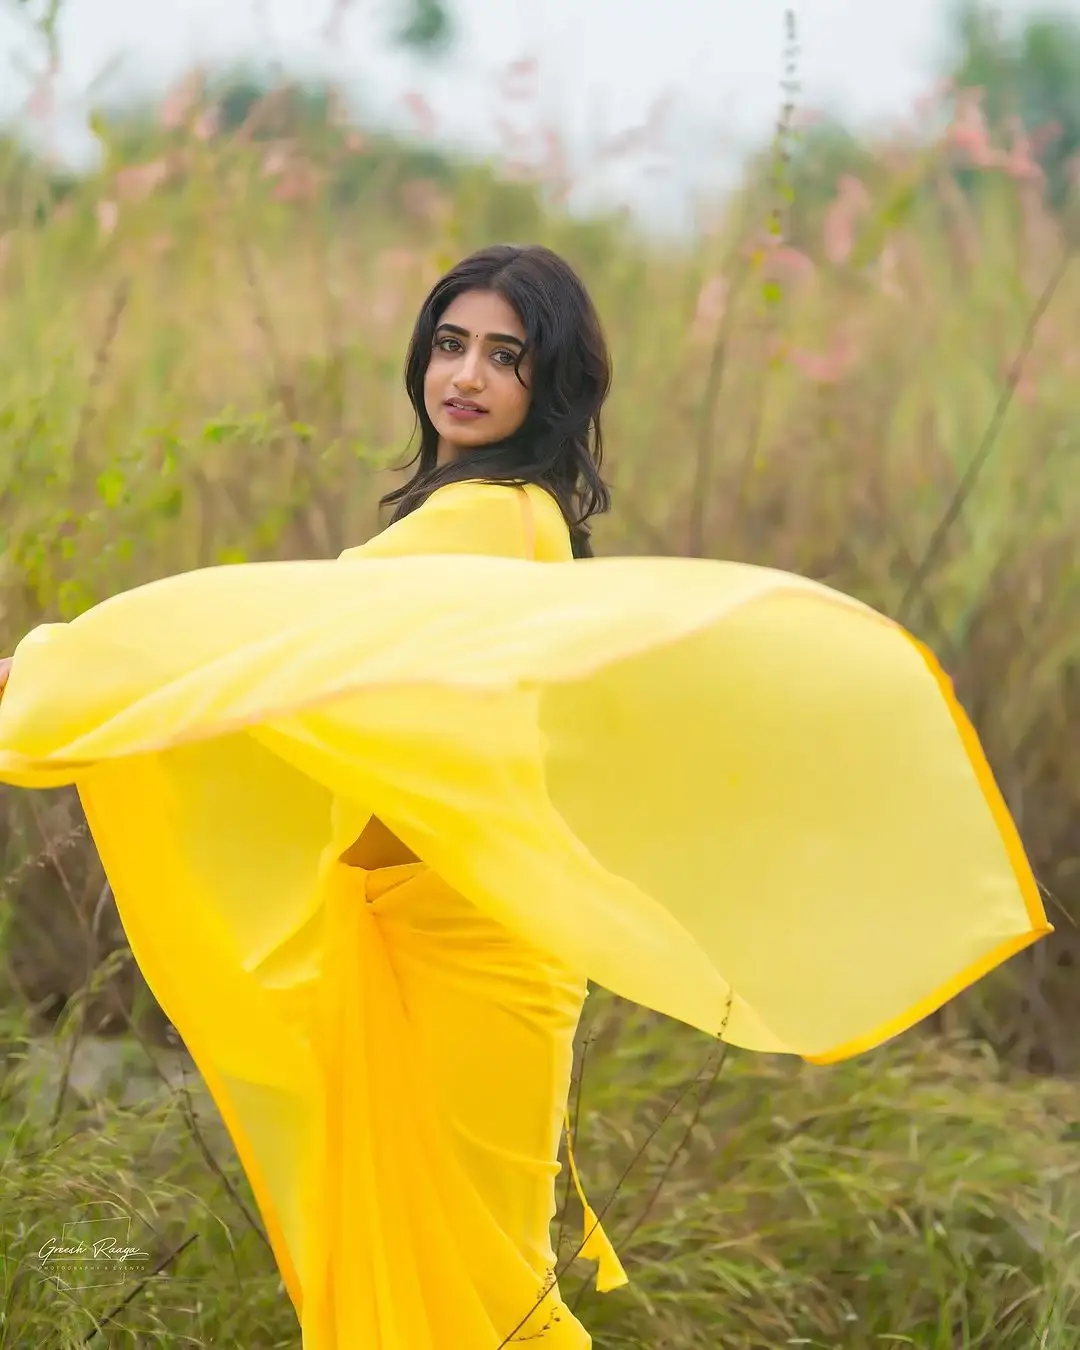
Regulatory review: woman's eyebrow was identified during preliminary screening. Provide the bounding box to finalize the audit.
[435,322,525,348]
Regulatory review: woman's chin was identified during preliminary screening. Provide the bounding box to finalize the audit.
[436,429,496,459]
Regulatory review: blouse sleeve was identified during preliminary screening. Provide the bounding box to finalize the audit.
[339,482,543,563]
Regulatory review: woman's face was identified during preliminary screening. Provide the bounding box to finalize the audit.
[424,289,532,464]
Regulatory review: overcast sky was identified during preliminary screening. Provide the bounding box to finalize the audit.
[1,0,1074,225]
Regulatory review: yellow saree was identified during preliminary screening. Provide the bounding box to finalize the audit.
[0,481,1049,1348]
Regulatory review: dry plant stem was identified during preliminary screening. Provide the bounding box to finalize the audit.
[70,280,130,477]
[209,154,312,522]
[613,1042,729,1250]
[555,1017,596,1260]
[898,244,1075,628]
[79,1233,197,1347]
[734,304,782,521]
[732,9,801,523]
[0,281,128,525]
[882,516,954,657]
[566,1042,730,1320]
[24,797,99,1135]
[686,260,750,557]
[497,1033,725,1348]
[949,427,1075,664]
[174,1056,272,1252]
[690,12,798,557]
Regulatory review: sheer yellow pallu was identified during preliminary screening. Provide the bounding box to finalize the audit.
[0,482,1050,1349]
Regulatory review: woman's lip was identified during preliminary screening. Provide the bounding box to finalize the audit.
[445,403,487,420]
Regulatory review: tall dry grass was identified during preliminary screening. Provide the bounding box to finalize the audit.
[2,70,1076,1061]
[3,998,1080,1348]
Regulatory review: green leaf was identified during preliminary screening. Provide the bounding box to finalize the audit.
[95,466,127,508]
[156,485,183,519]
[202,419,238,444]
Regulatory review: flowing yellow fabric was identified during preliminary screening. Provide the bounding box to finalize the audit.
[0,480,1049,1348]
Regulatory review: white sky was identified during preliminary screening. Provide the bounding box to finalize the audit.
[1,0,1074,225]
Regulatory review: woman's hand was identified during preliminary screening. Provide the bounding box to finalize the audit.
[0,657,11,700]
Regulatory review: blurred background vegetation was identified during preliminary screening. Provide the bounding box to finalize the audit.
[1,1,1080,1346]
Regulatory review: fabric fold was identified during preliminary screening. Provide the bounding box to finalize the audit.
[0,480,1050,1347]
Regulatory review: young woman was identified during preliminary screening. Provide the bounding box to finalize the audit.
[0,245,1049,1349]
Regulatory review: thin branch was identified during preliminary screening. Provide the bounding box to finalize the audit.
[898,245,1074,627]
[613,1041,729,1251]
[79,1234,197,1346]
[496,1030,723,1348]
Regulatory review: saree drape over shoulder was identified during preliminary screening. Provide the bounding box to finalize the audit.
[0,481,1049,1348]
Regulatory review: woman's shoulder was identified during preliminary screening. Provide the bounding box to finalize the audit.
[520,483,573,561]
[341,479,572,562]
[424,480,572,561]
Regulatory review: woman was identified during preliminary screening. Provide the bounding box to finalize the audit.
[0,245,1049,1349]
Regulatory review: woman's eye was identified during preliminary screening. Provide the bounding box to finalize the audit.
[493,350,517,366]
[436,336,462,353]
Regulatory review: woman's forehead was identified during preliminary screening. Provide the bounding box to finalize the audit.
[438,289,525,339]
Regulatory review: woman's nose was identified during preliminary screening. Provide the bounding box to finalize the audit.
[453,349,485,391]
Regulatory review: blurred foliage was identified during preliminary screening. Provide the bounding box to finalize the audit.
[948,1,1080,208]
[395,0,454,55]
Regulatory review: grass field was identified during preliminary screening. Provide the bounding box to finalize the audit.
[3,998,1080,1348]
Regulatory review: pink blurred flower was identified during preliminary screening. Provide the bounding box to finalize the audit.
[877,240,904,299]
[500,57,539,102]
[787,336,856,384]
[402,178,451,227]
[913,77,954,122]
[379,248,421,276]
[1030,121,1063,158]
[792,107,826,131]
[260,145,293,178]
[115,159,170,202]
[504,159,537,182]
[193,107,218,143]
[97,200,119,238]
[538,127,569,179]
[823,175,871,266]
[998,117,1045,183]
[1007,357,1039,407]
[1062,346,1080,374]
[761,243,816,287]
[26,57,58,123]
[403,91,437,137]
[322,0,355,45]
[690,274,728,342]
[271,159,320,203]
[161,72,204,131]
[946,87,995,167]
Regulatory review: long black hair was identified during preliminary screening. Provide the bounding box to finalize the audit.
[379,244,612,558]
